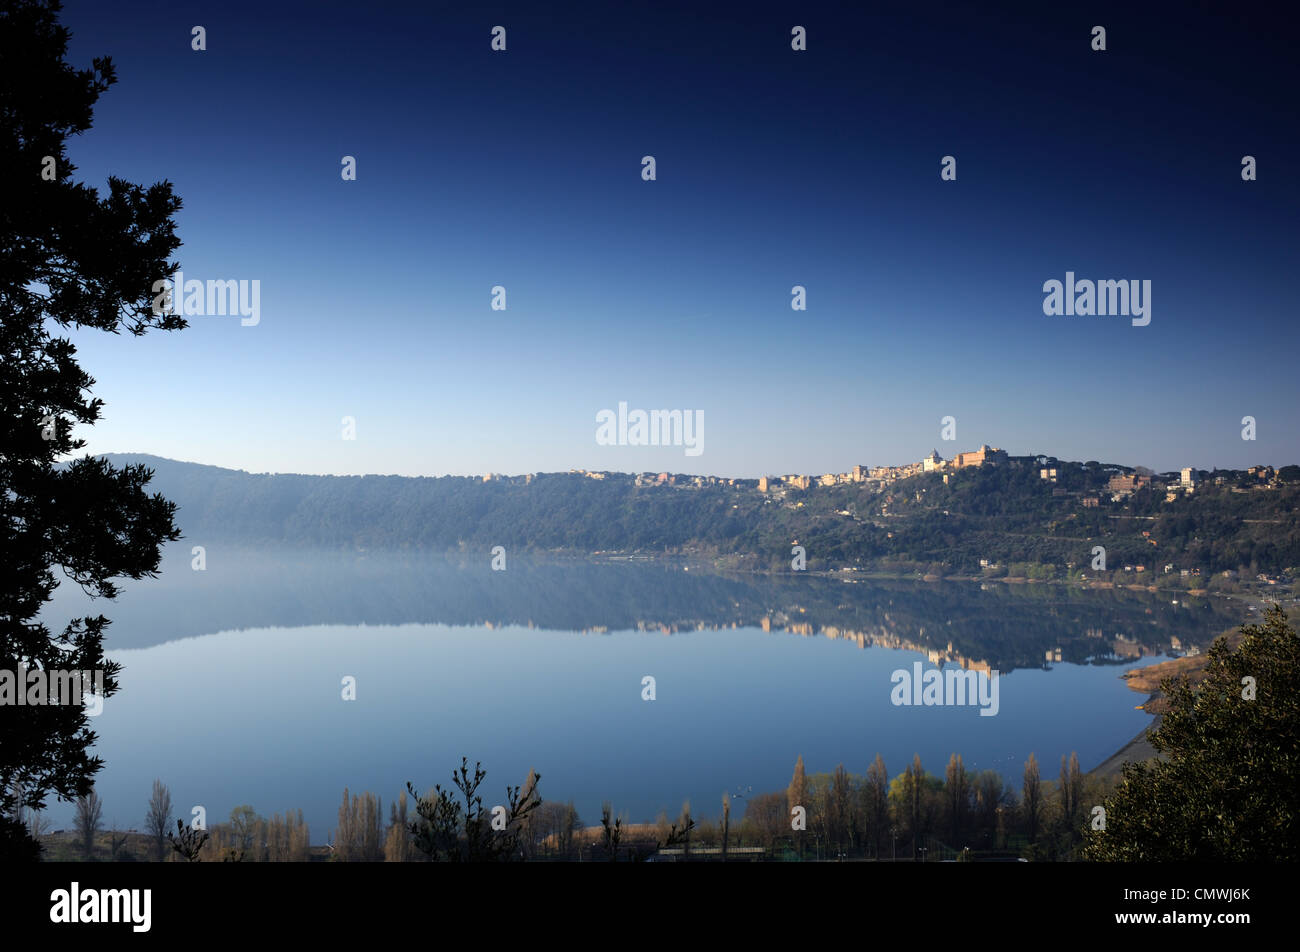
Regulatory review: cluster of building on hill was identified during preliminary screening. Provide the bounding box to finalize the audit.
[629,472,742,488]
[1074,463,1282,506]
[1084,466,1201,504]
[482,458,1286,502]
[757,445,1010,493]
[478,469,744,488]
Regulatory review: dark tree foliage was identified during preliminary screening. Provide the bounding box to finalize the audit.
[1,0,184,860]
[0,813,41,861]
[599,801,623,861]
[406,758,542,862]
[657,811,695,851]
[1084,605,1300,860]
[167,819,209,862]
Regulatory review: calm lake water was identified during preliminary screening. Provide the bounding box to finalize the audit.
[38,546,1243,840]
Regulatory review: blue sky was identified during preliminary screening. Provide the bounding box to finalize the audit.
[56,0,1300,477]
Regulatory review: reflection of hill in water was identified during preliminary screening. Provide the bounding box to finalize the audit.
[46,546,1245,672]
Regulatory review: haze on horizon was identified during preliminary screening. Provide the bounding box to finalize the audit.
[55,0,1299,479]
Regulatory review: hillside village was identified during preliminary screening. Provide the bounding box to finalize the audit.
[101,451,1299,588]
[551,447,1297,586]
[533,444,1290,507]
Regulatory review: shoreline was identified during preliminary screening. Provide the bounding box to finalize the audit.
[1089,706,1162,780]
[593,552,1295,604]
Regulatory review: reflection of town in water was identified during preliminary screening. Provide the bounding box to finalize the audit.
[51,546,1248,676]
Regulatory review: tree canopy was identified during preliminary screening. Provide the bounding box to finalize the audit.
[1,0,184,859]
[1084,604,1299,860]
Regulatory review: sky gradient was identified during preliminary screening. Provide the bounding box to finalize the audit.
[55,0,1300,477]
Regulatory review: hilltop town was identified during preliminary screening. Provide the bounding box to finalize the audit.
[476,445,1298,588]
[527,443,1291,508]
[101,451,1300,592]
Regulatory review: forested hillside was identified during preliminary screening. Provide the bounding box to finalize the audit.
[96,454,1300,579]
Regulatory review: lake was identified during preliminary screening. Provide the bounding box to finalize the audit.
[37,545,1242,840]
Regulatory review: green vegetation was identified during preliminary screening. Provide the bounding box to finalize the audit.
[1084,605,1299,861]
[100,455,1300,585]
[727,749,1102,862]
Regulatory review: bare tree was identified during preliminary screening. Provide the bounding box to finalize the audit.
[335,790,383,861]
[741,791,786,849]
[385,792,412,862]
[972,770,1006,849]
[1059,752,1082,834]
[10,780,52,846]
[721,791,731,861]
[228,804,263,858]
[787,755,807,820]
[904,753,928,857]
[830,763,855,854]
[25,807,52,843]
[787,755,807,855]
[74,789,104,860]
[654,808,671,848]
[560,802,579,859]
[862,754,889,857]
[145,779,171,862]
[530,800,579,859]
[945,753,970,846]
[109,825,128,861]
[600,801,622,861]
[1023,753,1042,844]
[657,801,696,856]
[808,774,834,852]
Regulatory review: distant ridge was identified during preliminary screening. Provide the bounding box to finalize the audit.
[68,454,1300,579]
